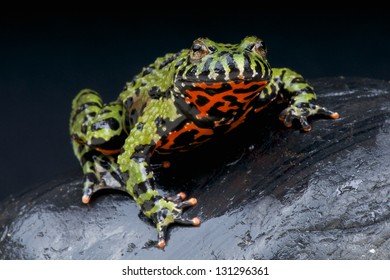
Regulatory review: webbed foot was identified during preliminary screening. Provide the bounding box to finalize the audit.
[152,192,200,249]
[279,103,339,131]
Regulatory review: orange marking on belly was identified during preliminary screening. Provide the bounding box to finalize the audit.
[225,106,253,133]
[155,122,214,152]
[185,80,267,119]
[95,148,122,155]
[225,97,275,133]
[254,97,275,113]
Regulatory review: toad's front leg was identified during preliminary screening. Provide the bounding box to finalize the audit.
[269,68,339,131]
[118,98,200,248]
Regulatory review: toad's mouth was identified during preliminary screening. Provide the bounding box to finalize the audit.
[177,75,269,84]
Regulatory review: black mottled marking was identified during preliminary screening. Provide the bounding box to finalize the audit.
[131,145,152,161]
[155,116,181,139]
[217,50,228,57]
[291,77,306,84]
[141,65,155,76]
[141,199,156,212]
[192,82,232,96]
[150,212,163,224]
[254,60,263,76]
[260,83,277,102]
[111,170,125,186]
[81,150,96,166]
[280,69,287,80]
[134,145,145,153]
[208,46,216,52]
[148,86,161,99]
[213,61,225,79]
[80,149,102,165]
[196,95,210,106]
[133,181,149,197]
[86,172,98,184]
[244,42,255,52]
[159,53,179,69]
[185,65,198,79]
[100,108,112,114]
[243,52,254,77]
[136,122,144,131]
[303,86,315,94]
[135,88,140,97]
[226,53,239,80]
[81,123,88,134]
[223,95,238,102]
[154,116,164,126]
[233,84,262,94]
[94,132,126,150]
[148,87,171,99]
[221,95,249,114]
[206,101,233,117]
[72,134,82,142]
[173,80,185,93]
[200,57,212,77]
[175,57,185,68]
[124,97,134,110]
[90,137,106,146]
[140,103,147,115]
[268,83,277,94]
[214,61,224,74]
[77,142,84,154]
[91,118,120,131]
[127,108,138,128]
[176,67,186,78]
[96,156,111,169]
[71,102,101,124]
[164,90,171,98]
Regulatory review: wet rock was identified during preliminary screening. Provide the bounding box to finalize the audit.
[1,77,390,259]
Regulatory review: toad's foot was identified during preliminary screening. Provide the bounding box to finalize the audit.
[151,192,200,249]
[279,103,339,132]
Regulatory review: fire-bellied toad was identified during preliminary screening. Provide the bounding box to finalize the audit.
[69,36,339,248]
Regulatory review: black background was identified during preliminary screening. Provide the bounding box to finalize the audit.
[0,10,389,201]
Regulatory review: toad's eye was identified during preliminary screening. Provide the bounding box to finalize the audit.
[192,43,202,52]
[190,40,209,60]
[251,40,267,58]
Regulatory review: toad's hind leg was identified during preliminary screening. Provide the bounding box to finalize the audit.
[75,145,126,203]
[70,89,127,202]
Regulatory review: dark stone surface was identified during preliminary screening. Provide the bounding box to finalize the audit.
[1,77,390,260]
